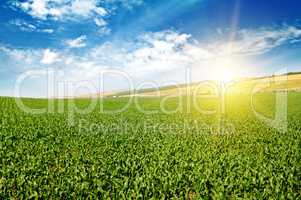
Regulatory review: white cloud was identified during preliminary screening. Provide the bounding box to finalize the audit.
[98,27,111,36]
[107,0,144,10]
[0,46,38,64]
[9,0,146,36]
[64,35,87,48]
[9,0,148,39]
[124,31,192,73]
[14,0,107,21]
[41,49,60,64]
[9,19,54,33]
[41,29,54,33]
[9,19,37,32]
[94,18,107,27]
[208,25,301,57]
[69,0,106,17]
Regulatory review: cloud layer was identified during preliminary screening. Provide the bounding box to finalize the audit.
[212,26,301,56]
[9,0,146,37]
[2,25,301,83]
[14,0,107,21]
[9,19,54,33]
[64,35,87,48]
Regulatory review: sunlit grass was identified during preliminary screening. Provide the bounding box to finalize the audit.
[0,90,300,198]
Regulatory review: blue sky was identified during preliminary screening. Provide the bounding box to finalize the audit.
[0,0,301,97]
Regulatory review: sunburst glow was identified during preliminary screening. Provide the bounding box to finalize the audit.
[215,67,238,83]
[207,56,244,83]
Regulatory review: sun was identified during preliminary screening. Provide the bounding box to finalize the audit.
[215,67,238,83]
[209,56,242,83]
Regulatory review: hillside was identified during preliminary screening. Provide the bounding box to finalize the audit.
[91,72,301,98]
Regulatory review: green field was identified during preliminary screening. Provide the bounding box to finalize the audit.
[0,92,300,199]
